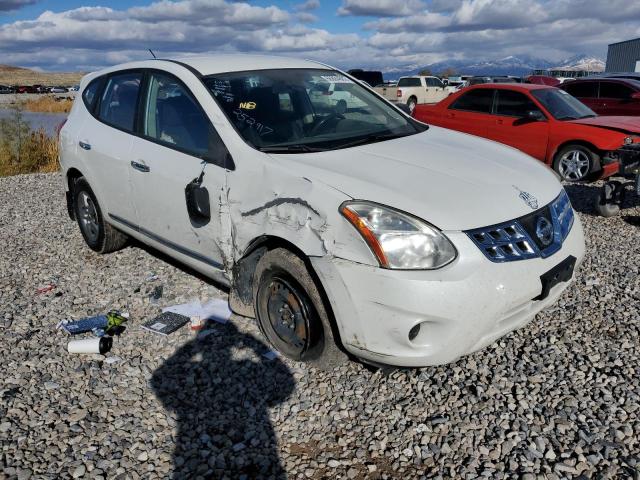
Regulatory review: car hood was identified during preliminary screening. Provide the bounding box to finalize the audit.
[270,126,562,231]
[570,116,640,134]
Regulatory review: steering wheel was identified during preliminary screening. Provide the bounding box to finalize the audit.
[310,112,344,135]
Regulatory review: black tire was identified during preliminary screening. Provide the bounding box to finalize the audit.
[73,177,128,253]
[407,96,417,114]
[553,144,600,182]
[253,248,346,369]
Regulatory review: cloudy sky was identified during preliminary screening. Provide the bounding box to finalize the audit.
[0,0,639,72]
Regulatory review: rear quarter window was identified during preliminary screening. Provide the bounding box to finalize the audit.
[82,78,103,112]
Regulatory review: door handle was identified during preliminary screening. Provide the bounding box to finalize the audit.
[496,119,504,125]
[446,112,455,118]
[130,161,150,173]
[79,141,91,150]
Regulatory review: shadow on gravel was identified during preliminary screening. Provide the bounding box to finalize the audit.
[151,322,295,479]
[130,238,230,293]
[565,181,640,216]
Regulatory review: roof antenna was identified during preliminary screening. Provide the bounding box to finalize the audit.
[148,49,157,59]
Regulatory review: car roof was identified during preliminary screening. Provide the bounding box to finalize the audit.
[87,54,332,81]
[465,83,551,92]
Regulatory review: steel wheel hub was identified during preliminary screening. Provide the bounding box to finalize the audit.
[266,278,309,354]
[78,191,99,243]
[559,150,589,181]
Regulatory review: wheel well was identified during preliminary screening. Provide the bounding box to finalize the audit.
[65,168,84,220]
[408,95,417,102]
[228,235,344,348]
[551,140,601,166]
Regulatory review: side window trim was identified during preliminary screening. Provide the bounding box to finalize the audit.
[138,68,234,171]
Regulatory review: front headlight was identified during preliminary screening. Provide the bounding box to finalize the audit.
[340,201,457,269]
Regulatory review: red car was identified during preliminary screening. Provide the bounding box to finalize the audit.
[560,78,640,116]
[413,84,640,182]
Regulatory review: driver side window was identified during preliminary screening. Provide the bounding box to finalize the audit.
[143,72,217,159]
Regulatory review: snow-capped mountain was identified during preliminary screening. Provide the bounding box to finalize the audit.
[385,54,604,78]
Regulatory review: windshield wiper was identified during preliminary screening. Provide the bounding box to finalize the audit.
[578,114,597,119]
[258,144,327,153]
[556,115,578,120]
[333,132,412,150]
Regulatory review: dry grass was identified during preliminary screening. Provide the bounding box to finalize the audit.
[21,95,73,113]
[0,109,59,177]
[0,64,83,87]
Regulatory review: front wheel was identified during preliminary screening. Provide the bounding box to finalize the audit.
[554,145,599,182]
[253,248,345,369]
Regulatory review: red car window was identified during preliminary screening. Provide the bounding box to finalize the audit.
[449,89,494,113]
[563,82,598,98]
[495,90,541,117]
[599,81,634,99]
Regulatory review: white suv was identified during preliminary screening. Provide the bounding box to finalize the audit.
[59,55,585,368]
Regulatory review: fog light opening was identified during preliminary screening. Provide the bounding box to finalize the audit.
[408,324,421,341]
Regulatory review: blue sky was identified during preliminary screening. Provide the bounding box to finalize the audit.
[0,0,639,72]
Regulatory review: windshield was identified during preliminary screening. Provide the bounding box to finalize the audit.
[204,69,424,152]
[531,88,596,120]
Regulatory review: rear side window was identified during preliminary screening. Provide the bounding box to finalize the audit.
[82,79,102,111]
[495,90,541,117]
[398,78,421,87]
[599,81,634,99]
[98,72,142,132]
[562,82,597,98]
[449,89,494,113]
[143,71,223,160]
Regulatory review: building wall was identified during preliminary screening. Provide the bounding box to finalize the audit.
[606,38,640,72]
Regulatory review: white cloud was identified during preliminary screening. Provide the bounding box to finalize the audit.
[338,0,426,17]
[0,0,639,75]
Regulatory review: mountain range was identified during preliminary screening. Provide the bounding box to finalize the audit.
[384,54,605,79]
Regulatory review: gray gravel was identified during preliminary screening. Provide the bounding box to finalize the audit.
[1,173,639,479]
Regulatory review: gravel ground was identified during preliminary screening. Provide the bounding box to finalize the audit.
[1,173,639,480]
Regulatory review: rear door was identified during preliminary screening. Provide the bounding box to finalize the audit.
[77,71,142,223]
[561,81,600,112]
[128,70,230,275]
[443,88,495,137]
[487,89,549,160]
[598,81,640,116]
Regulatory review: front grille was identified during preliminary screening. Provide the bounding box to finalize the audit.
[466,190,574,263]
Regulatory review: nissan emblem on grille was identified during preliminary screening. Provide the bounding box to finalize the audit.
[535,216,554,246]
[513,186,539,210]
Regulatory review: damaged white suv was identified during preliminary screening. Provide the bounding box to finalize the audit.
[59,55,585,368]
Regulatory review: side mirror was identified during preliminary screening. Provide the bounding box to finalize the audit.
[396,103,412,115]
[526,110,545,121]
[185,177,210,224]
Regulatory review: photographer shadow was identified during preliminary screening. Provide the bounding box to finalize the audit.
[151,322,295,479]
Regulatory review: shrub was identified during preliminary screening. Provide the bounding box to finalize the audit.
[0,108,59,176]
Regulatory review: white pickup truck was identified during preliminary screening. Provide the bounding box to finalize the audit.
[374,76,455,113]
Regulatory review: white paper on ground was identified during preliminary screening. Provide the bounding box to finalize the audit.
[163,298,232,324]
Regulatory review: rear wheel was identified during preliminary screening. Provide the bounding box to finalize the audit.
[253,248,345,369]
[407,96,417,114]
[73,177,128,253]
[554,144,599,182]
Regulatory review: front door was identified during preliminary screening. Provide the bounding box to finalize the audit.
[128,70,230,277]
[486,89,549,161]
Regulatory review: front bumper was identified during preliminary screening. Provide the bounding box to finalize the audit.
[312,215,585,367]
